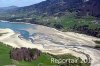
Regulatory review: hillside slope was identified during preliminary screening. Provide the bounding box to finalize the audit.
[14,0,100,17]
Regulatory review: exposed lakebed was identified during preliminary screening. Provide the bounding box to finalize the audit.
[0,21,100,66]
[0,21,34,39]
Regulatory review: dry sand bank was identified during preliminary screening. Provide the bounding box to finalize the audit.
[0,24,100,66]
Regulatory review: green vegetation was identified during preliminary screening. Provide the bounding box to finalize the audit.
[15,53,90,66]
[0,34,2,36]
[95,45,100,48]
[94,41,100,44]
[0,33,4,36]
[0,11,99,37]
[27,13,99,37]
[0,42,90,66]
[0,0,100,38]
[0,42,12,66]
[0,33,8,36]
[94,41,100,49]
[1,11,99,37]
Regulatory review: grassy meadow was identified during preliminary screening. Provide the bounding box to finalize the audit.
[0,42,90,66]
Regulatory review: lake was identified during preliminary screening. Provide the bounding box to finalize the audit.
[0,21,33,39]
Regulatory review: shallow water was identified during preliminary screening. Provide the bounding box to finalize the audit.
[0,21,33,39]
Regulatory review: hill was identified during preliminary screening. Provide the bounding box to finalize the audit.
[0,6,18,13]
[13,0,100,17]
[0,0,100,38]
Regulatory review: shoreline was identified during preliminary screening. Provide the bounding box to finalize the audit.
[0,21,100,66]
[0,20,100,39]
[0,28,88,60]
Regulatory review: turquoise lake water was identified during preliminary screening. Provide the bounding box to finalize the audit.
[0,21,33,39]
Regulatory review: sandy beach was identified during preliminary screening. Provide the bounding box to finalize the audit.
[0,24,100,66]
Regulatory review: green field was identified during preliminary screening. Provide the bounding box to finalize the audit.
[0,42,12,66]
[0,42,90,66]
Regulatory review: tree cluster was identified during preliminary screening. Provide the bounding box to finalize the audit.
[10,47,41,61]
